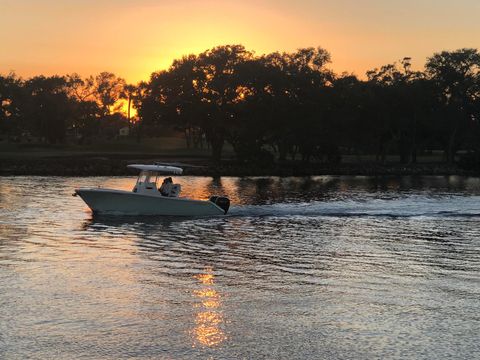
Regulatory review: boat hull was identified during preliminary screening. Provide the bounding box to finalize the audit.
[75,188,226,216]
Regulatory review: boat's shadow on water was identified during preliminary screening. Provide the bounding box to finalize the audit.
[82,213,229,233]
[85,214,203,225]
[81,213,234,254]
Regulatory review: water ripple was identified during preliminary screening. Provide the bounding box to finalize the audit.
[0,176,479,359]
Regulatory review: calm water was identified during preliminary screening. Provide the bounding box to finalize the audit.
[1,175,479,359]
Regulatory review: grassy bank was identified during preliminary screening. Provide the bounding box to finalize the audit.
[1,138,477,177]
[0,154,475,177]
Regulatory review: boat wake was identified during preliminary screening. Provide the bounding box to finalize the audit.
[228,195,480,218]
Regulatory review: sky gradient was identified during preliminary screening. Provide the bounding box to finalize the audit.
[1,0,479,83]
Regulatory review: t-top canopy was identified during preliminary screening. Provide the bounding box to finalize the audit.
[127,164,183,175]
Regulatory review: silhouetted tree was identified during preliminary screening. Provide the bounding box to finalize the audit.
[195,45,254,161]
[142,45,254,161]
[123,84,137,125]
[23,76,75,143]
[426,48,480,162]
[0,72,24,138]
[366,59,434,163]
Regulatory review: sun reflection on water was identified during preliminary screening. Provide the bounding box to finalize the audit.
[191,267,226,348]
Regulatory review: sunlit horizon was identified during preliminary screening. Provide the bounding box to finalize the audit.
[2,0,480,83]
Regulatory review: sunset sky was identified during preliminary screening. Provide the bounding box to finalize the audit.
[1,0,479,83]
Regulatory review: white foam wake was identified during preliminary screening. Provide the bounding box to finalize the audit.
[228,195,480,218]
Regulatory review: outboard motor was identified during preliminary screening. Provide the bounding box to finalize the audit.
[209,196,230,214]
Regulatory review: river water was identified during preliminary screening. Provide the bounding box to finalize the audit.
[0,176,479,359]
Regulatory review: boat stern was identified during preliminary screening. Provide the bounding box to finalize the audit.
[209,196,230,214]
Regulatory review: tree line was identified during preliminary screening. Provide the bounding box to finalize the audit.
[2,45,480,164]
[0,72,134,144]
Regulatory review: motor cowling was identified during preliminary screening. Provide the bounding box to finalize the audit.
[209,196,230,214]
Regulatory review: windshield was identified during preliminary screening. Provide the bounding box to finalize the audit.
[136,171,156,184]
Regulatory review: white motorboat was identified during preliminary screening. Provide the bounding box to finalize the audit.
[74,164,230,216]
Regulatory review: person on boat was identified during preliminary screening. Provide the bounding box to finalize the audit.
[159,177,173,196]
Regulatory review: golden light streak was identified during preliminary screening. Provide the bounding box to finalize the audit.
[191,266,227,347]
[194,272,214,285]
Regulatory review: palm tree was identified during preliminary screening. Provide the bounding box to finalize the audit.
[123,84,137,127]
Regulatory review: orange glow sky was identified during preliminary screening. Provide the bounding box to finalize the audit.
[1,0,479,83]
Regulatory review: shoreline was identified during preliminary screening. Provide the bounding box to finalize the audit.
[1,155,478,177]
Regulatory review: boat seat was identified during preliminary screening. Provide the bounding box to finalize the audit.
[169,184,181,197]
